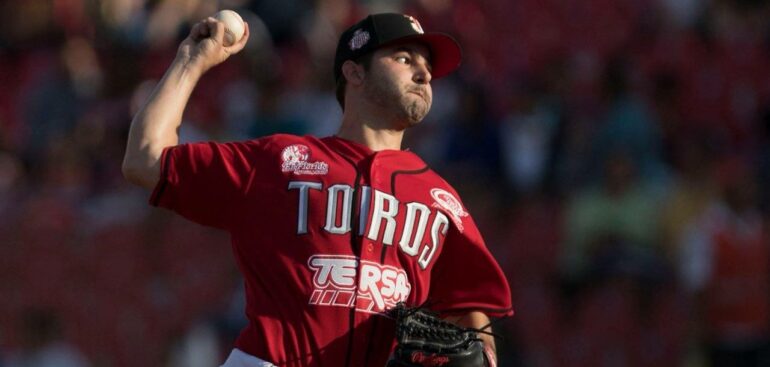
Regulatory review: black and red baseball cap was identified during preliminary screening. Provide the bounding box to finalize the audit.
[334,13,462,82]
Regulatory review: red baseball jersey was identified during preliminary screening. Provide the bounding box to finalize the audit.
[151,134,513,366]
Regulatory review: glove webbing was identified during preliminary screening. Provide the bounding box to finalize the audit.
[388,302,502,340]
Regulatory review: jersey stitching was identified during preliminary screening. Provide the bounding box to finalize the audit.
[334,151,363,367]
[389,166,430,196]
[380,166,430,264]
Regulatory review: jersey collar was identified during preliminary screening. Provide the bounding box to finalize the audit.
[323,136,427,168]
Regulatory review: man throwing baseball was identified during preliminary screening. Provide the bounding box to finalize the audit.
[123,12,512,367]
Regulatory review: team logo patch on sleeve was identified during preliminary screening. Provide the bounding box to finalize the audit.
[430,188,468,232]
[281,144,329,175]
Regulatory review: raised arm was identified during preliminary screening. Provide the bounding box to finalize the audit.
[122,17,250,189]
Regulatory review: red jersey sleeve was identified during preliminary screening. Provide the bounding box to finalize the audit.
[429,212,514,318]
[150,139,265,230]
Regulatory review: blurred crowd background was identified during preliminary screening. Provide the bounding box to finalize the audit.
[2,0,770,366]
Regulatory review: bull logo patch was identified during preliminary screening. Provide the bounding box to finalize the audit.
[281,144,329,175]
[405,15,424,34]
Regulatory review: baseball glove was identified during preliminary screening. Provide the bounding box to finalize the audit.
[385,302,495,367]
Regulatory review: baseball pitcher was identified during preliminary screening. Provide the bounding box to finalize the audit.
[123,12,513,367]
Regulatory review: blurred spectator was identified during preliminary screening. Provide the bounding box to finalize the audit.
[561,148,667,288]
[3,308,90,367]
[499,79,561,194]
[249,79,308,137]
[437,83,501,181]
[165,320,222,367]
[678,156,770,366]
[558,149,676,366]
[758,108,770,214]
[660,136,718,261]
[657,0,706,29]
[587,56,668,187]
[18,51,79,167]
[0,151,24,212]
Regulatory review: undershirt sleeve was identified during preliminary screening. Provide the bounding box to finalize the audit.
[428,214,514,318]
[150,140,265,230]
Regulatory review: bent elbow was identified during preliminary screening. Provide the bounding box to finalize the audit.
[121,159,139,183]
[121,157,159,189]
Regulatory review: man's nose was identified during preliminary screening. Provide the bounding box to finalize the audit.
[413,61,432,84]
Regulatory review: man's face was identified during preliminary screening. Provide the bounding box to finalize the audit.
[362,43,433,128]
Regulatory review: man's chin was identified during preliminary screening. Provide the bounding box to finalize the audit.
[403,119,422,129]
[404,112,427,127]
[403,102,429,126]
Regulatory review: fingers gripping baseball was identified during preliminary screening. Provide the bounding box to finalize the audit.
[178,16,250,74]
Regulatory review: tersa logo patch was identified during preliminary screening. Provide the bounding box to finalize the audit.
[307,255,411,313]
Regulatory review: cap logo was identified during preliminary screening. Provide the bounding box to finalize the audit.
[405,15,424,34]
[349,29,371,51]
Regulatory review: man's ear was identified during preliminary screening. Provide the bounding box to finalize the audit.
[341,60,365,86]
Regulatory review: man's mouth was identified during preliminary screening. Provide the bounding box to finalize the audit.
[408,89,428,102]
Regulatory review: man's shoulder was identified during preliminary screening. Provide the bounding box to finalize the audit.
[396,162,470,209]
[408,164,457,195]
[237,133,326,154]
[257,133,325,148]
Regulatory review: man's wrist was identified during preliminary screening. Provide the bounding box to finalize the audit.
[170,54,206,82]
[483,344,497,367]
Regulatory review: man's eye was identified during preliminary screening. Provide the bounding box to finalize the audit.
[396,56,410,64]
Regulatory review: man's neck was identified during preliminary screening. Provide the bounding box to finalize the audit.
[336,113,406,151]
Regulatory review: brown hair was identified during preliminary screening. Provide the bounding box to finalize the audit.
[335,52,375,110]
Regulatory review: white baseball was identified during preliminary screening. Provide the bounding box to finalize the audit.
[214,10,245,46]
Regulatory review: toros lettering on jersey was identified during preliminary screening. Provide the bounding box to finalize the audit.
[288,182,450,270]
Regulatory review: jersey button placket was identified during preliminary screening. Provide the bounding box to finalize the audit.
[371,155,383,187]
[364,155,381,260]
